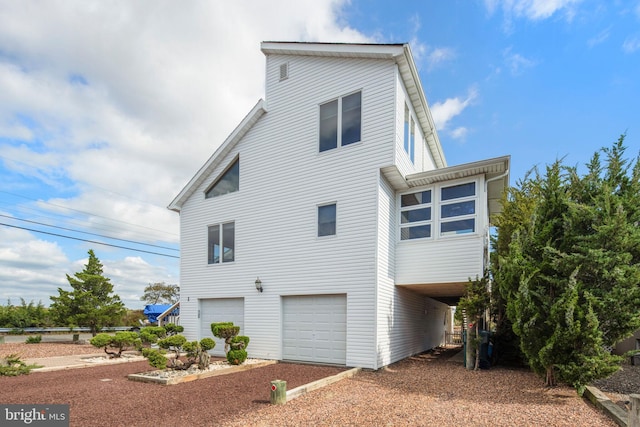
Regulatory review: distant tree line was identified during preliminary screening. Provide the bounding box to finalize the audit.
[1,250,178,331]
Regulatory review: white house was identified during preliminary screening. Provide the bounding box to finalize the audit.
[168,41,510,370]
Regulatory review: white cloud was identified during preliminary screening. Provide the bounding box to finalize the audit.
[431,87,479,134]
[485,0,583,31]
[623,36,640,53]
[427,48,457,71]
[587,27,611,48]
[503,47,538,75]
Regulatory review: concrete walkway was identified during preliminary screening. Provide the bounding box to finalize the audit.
[25,352,146,372]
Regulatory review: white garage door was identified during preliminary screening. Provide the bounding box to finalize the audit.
[200,298,244,357]
[282,294,346,365]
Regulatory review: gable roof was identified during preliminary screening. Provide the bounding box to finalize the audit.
[261,42,446,169]
[168,99,266,212]
[169,41,447,212]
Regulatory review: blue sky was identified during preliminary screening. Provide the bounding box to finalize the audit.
[0,0,638,308]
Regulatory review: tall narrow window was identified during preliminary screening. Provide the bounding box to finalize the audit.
[319,91,361,152]
[410,117,415,163]
[403,104,415,163]
[318,203,337,237]
[208,222,235,264]
[403,104,410,154]
[205,158,239,198]
[319,100,338,152]
[341,92,361,146]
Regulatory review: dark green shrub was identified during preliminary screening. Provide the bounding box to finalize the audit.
[226,335,250,365]
[142,348,167,369]
[0,354,41,376]
[25,335,42,344]
[183,338,216,369]
[163,323,184,336]
[90,331,140,358]
[211,322,240,353]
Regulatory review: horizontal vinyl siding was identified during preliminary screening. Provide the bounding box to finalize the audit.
[179,54,397,369]
[395,236,484,285]
[376,174,396,368]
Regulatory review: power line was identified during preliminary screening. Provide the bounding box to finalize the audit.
[0,222,180,259]
[0,213,179,252]
[0,189,178,238]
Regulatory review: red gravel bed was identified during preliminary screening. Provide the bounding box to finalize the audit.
[0,359,344,426]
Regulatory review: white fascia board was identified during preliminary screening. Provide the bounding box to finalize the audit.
[397,45,446,169]
[260,41,404,59]
[405,155,510,188]
[167,99,267,212]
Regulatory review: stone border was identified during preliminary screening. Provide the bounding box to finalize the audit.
[584,385,628,427]
[127,360,277,385]
[286,367,361,402]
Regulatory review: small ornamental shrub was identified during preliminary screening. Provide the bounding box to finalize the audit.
[142,348,168,369]
[0,354,41,376]
[183,338,216,369]
[163,323,184,336]
[211,322,240,353]
[25,335,42,344]
[227,335,250,365]
[90,331,140,358]
[139,326,167,349]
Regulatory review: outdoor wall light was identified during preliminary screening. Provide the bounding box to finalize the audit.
[255,277,263,293]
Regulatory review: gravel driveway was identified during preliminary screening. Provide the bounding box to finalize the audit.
[0,342,618,426]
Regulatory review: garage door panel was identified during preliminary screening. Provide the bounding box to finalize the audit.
[200,298,244,357]
[282,294,346,365]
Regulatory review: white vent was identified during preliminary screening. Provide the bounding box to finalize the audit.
[279,62,289,81]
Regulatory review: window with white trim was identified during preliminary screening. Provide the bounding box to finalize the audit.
[319,91,361,152]
[208,222,235,264]
[440,182,476,235]
[400,190,432,240]
[403,103,415,163]
[318,203,337,237]
[399,180,478,240]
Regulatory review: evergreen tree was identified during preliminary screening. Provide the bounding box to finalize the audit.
[50,249,126,336]
[493,135,640,393]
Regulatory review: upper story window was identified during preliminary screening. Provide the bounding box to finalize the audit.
[403,104,415,163]
[319,91,361,152]
[208,222,235,264]
[400,190,432,240]
[399,180,478,241]
[318,203,337,237]
[440,182,476,236]
[205,158,239,199]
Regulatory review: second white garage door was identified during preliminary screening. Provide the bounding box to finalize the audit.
[282,294,346,365]
[200,298,244,357]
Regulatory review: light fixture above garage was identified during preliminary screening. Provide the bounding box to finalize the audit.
[255,277,263,292]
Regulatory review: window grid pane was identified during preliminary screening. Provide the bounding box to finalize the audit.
[441,182,476,201]
[341,92,361,146]
[401,224,431,240]
[441,219,475,235]
[401,207,431,224]
[319,100,338,152]
[222,222,235,262]
[441,200,475,218]
[401,190,431,207]
[208,225,220,264]
[318,204,337,237]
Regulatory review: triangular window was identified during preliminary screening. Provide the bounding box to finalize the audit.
[205,158,239,199]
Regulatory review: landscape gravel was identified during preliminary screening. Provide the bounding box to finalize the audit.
[0,342,626,426]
